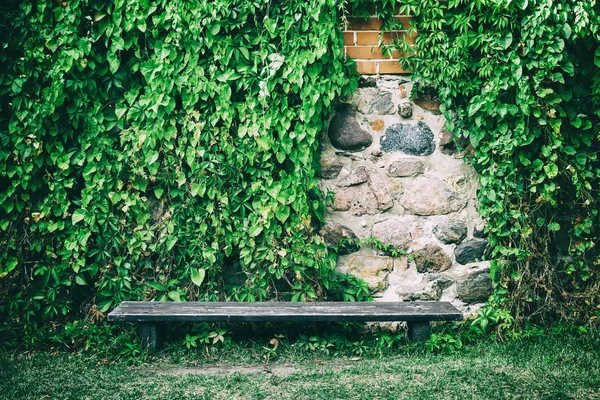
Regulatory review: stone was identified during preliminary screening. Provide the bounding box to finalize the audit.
[399,274,454,301]
[319,222,359,254]
[328,104,373,151]
[319,154,343,179]
[353,88,395,115]
[456,268,493,303]
[413,95,441,115]
[439,125,454,146]
[400,178,466,216]
[371,218,414,251]
[413,244,453,273]
[398,100,413,118]
[447,174,475,195]
[332,191,351,211]
[370,119,385,132]
[380,121,435,156]
[427,274,455,292]
[338,255,394,293]
[332,185,379,216]
[473,222,487,239]
[358,76,377,88]
[337,166,369,187]
[387,158,426,178]
[454,239,488,265]
[366,168,393,211]
[433,220,468,244]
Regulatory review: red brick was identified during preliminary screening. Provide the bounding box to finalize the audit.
[343,32,355,46]
[357,32,380,45]
[355,61,377,75]
[346,46,385,59]
[379,60,409,74]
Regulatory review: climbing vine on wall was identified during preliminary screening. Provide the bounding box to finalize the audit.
[0,0,369,342]
[347,0,600,325]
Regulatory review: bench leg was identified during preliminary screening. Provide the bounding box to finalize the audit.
[407,321,431,342]
[139,323,160,351]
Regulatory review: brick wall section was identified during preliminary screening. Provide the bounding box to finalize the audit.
[343,13,414,75]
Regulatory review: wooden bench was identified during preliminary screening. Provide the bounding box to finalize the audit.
[107,301,463,350]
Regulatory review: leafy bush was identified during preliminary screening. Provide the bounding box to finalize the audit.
[0,0,368,343]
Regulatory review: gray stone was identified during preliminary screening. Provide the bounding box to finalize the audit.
[319,222,359,254]
[473,222,487,239]
[439,125,454,146]
[399,274,454,301]
[456,268,493,303]
[332,185,379,216]
[371,219,413,251]
[338,255,394,293]
[400,178,466,216]
[413,244,453,273]
[353,88,395,115]
[380,121,435,156]
[337,166,369,187]
[398,100,413,118]
[328,104,373,151]
[358,76,377,88]
[387,158,426,178]
[427,274,455,291]
[433,220,468,244]
[319,154,343,179]
[366,168,393,211]
[454,239,488,265]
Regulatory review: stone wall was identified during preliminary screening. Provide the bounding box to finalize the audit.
[318,76,491,313]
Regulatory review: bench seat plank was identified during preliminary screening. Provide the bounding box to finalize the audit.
[107,301,462,323]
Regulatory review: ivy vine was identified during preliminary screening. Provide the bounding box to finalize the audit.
[347,0,600,325]
[0,0,369,343]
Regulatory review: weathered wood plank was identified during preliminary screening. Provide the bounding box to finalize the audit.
[108,301,462,323]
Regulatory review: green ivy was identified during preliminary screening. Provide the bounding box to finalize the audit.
[379,0,600,325]
[0,0,370,342]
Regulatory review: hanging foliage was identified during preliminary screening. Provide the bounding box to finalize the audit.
[350,0,600,325]
[0,0,369,342]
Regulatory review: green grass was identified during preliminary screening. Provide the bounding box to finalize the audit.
[2,335,600,400]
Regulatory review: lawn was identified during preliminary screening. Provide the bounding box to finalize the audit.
[2,334,599,400]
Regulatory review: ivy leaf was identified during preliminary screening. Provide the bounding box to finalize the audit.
[71,210,85,225]
[249,225,263,237]
[190,183,206,197]
[191,268,206,287]
[115,104,127,119]
[1,257,18,277]
[168,291,182,302]
[147,282,164,291]
[562,23,572,39]
[98,300,112,313]
[145,151,159,165]
[107,52,120,74]
[544,163,559,179]
[275,206,290,223]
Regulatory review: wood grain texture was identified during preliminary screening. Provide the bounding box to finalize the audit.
[108,301,462,323]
